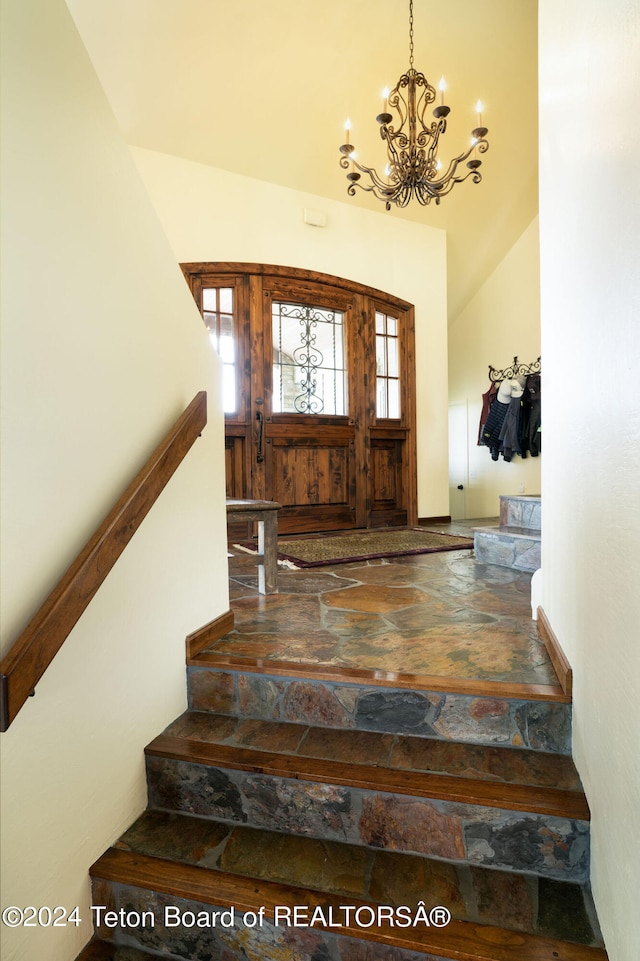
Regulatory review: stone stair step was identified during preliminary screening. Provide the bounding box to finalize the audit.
[187,657,573,754]
[145,713,590,881]
[110,808,602,946]
[473,495,542,572]
[88,847,607,961]
[165,711,583,797]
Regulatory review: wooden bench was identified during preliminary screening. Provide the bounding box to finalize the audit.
[225,499,282,594]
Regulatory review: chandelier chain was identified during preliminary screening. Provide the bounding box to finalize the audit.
[408,0,414,69]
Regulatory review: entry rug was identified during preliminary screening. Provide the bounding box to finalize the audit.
[238,528,474,568]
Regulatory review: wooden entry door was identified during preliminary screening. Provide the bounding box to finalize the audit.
[182,263,417,535]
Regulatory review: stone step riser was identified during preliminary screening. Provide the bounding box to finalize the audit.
[474,532,541,573]
[145,755,590,883]
[187,666,572,754]
[500,495,541,532]
[90,876,602,961]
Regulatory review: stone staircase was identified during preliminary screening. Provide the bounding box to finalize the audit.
[474,495,541,573]
[77,651,607,961]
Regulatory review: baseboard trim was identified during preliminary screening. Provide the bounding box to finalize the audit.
[418,515,452,525]
[186,610,234,659]
[537,606,573,698]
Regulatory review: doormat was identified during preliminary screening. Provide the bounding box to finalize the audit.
[238,528,474,568]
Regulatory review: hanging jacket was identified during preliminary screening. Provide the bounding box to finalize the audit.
[481,397,510,459]
[500,396,523,462]
[478,381,499,445]
[520,374,541,456]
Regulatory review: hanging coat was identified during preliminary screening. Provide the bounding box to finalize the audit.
[478,381,499,446]
[520,373,541,456]
[500,396,523,462]
[481,397,510,459]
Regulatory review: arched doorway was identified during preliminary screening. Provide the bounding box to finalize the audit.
[182,262,418,534]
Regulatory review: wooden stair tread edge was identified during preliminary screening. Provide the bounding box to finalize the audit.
[90,848,607,961]
[187,653,570,703]
[144,734,590,821]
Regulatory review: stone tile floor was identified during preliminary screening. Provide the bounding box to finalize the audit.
[220,519,557,690]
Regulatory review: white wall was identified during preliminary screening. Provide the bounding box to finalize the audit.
[0,1,229,958]
[131,147,450,520]
[539,2,640,958]
[449,217,541,518]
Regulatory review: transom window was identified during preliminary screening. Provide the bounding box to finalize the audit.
[375,310,401,418]
[272,301,347,415]
[202,287,236,413]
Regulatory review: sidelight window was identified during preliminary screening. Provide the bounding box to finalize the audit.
[202,287,236,413]
[375,310,401,418]
[272,302,347,415]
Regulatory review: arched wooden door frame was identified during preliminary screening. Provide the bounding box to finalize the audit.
[182,262,417,534]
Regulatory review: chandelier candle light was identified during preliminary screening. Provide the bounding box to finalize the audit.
[339,0,489,208]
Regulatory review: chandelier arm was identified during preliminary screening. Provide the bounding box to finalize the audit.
[348,156,395,193]
[428,168,481,199]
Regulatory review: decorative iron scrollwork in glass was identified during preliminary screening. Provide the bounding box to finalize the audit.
[272,302,346,415]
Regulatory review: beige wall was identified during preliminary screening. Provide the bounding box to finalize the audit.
[539,2,640,958]
[0,1,229,958]
[131,147,450,520]
[448,217,541,518]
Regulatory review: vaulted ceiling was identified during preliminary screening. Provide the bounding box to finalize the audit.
[66,0,538,321]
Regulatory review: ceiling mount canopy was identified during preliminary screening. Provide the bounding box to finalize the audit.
[339,0,489,209]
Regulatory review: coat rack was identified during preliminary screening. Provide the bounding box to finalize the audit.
[487,356,541,383]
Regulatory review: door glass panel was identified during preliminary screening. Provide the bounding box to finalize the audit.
[387,378,400,418]
[377,377,388,418]
[219,288,233,313]
[376,334,387,376]
[203,287,236,413]
[387,335,399,377]
[375,309,401,419]
[272,302,347,415]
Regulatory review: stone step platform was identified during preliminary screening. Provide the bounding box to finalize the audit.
[145,711,590,882]
[473,527,541,573]
[499,495,541,532]
[474,496,541,573]
[85,847,607,961]
[187,655,573,754]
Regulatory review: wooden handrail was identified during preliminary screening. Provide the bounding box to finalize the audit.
[0,392,207,732]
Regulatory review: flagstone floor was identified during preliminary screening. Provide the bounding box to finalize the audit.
[219,519,558,691]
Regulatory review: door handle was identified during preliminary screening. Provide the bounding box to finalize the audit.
[256,409,264,463]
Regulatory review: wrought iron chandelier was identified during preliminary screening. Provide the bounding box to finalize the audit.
[339,0,489,208]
